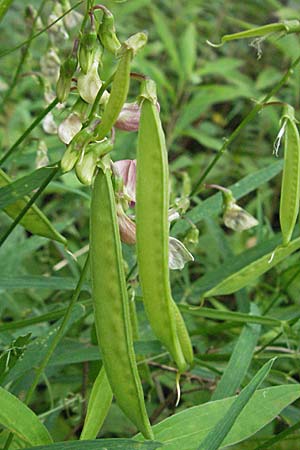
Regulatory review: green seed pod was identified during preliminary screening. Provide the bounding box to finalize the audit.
[95,48,132,140]
[90,169,153,439]
[98,8,121,55]
[136,79,192,372]
[56,42,78,103]
[79,27,98,74]
[279,105,300,246]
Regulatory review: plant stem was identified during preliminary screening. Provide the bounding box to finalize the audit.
[0,1,85,59]
[3,255,90,450]
[1,0,47,108]
[25,255,90,403]
[0,98,58,165]
[190,55,300,196]
[0,166,59,247]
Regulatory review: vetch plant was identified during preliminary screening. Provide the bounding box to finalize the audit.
[2,2,300,449]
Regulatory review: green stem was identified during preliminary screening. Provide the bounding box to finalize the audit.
[254,420,300,450]
[0,1,85,59]
[0,166,59,247]
[0,98,58,165]
[190,55,300,196]
[1,0,47,108]
[25,255,89,404]
[3,255,90,450]
[86,71,116,125]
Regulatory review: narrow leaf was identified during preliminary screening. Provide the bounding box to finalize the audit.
[0,168,66,244]
[205,237,300,297]
[0,0,13,23]
[0,386,52,446]
[0,167,57,209]
[140,384,300,449]
[80,366,113,440]
[198,359,275,449]
[24,439,162,449]
[211,303,261,400]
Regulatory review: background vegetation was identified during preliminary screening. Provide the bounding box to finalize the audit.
[1,0,300,448]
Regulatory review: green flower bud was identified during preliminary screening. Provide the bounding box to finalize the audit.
[79,27,98,74]
[61,126,93,172]
[56,42,78,103]
[98,7,121,55]
[75,139,113,185]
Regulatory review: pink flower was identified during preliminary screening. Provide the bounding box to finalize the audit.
[113,159,194,270]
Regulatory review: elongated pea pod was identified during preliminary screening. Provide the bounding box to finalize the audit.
[90,168,153,440]
[279,105,300,246]
[136,80,192,373]
[94,33,147,141]
[208,19,300,47]
[172,301,193,366]
[204,236,300,297]
[80,366,113,440]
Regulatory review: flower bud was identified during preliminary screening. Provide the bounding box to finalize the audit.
[72,97,90,121]
[115,102,140,132]
[56,42,78,103]
[40,49,61,84]
[77,49,103,104]
[61,0,83,30]
[98,7,121,55]
[169,237,194,270]
[79,27,98,74]
[58,112,82,144]
[42,112,57,134]
[220,188,258,231]
[48,4,69,44]
[61,127,93,172]
[36,140,49,169]
[75,149,98,185]
[116,203,136,245]
[113,159,136,205]
[223,203,259,232]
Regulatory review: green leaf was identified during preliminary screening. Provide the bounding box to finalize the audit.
[141,384,300,449]
[198,359,275,449]
[80,366,113,439]
[172,160,283,237]
[179,23,197,80]
[204,236,300,297]
[0,0,13,23]
[0,168,66,244]
[179,305,281,327]
[0,386,52,446]
[23,439,162,449]
[173,84,254,137]
[4,304,86,384]
[0,275,90,291]
[211,303,262,401]
[150,6,181,74]
[0,167,58,209]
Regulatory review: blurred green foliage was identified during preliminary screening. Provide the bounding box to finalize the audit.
[1,0,300,448]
